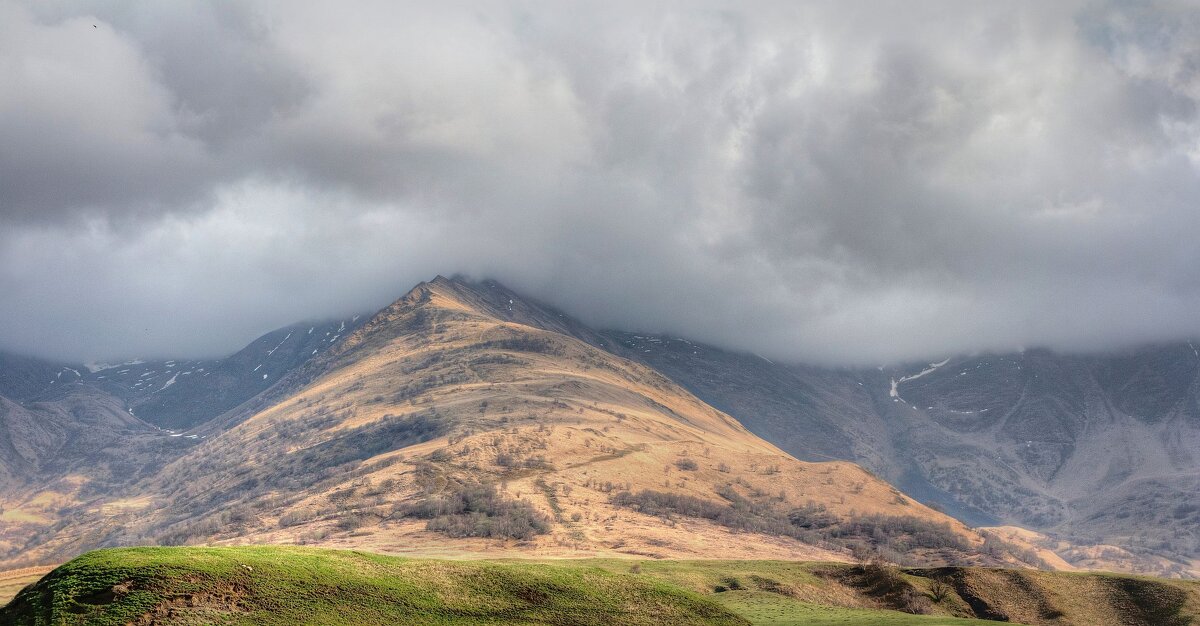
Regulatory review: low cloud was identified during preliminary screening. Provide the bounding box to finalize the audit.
[3,0,1200,365]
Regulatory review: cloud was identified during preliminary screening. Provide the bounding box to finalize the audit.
[2,0,1200,365]
[0,2,214,222]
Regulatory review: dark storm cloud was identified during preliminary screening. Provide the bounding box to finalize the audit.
[3,0,1200,365]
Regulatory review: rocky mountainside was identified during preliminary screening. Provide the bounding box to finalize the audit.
[0,385,190,560]
[0,277,1032,571]
[0,317,365,564]
[611,333,1200,577]
[0,353,81,402]
[85,316,366,430]
[0,314,364,432]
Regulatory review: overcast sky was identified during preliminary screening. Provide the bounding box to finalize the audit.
[3,0,1200,365]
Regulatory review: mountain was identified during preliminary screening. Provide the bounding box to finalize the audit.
[82,316,366,430]
[0,314,365,433]
[0,317,365,566]
[611,333,1200,577]
[1,277,1030,571]
[0,385,189,560]
[0,353,84,401]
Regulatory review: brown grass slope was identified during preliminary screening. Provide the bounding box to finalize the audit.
[579,558,1200,625]
[901,566,1200,625]
[9,277,1033,568]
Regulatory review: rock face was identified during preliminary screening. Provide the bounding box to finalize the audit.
[612,334,1200,577]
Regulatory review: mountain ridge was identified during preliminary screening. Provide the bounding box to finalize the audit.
[1,276,1032,572]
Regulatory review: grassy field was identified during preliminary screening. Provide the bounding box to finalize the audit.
[4,547,1197,625]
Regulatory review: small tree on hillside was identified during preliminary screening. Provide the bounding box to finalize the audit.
[928,577,952,603]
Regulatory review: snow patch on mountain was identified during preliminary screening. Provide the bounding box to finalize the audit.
[889,357,950,402]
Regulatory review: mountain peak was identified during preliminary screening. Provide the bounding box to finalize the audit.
[379,276,608,351]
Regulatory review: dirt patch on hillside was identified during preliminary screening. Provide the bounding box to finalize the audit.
[125,581,251,625]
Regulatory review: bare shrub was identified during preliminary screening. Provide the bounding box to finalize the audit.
[928,577,953,603]
[674,458,699,471]
[400,482,550,540]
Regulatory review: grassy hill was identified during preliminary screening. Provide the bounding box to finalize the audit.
[4,547,1198,625]
[573,558,1199,626]
[0,547,744,626]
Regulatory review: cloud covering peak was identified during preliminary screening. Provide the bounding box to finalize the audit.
[3,0,1200,365]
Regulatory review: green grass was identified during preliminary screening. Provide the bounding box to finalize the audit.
[1,547,746,625]
[8,548,1125,625]
[562,559,828,593]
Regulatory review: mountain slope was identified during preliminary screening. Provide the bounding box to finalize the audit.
[82,316,365,431]
[614,334,1200,577]
[0,352,84,401]
[8,277,1022,569]
[0,315,365,435]
[0,386,192,562]
[0,315,369,565]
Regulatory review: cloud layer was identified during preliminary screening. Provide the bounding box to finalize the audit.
[3,0,1200,365]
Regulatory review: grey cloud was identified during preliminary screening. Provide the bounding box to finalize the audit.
[2,0,1200,365]
[0,3,214,222]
